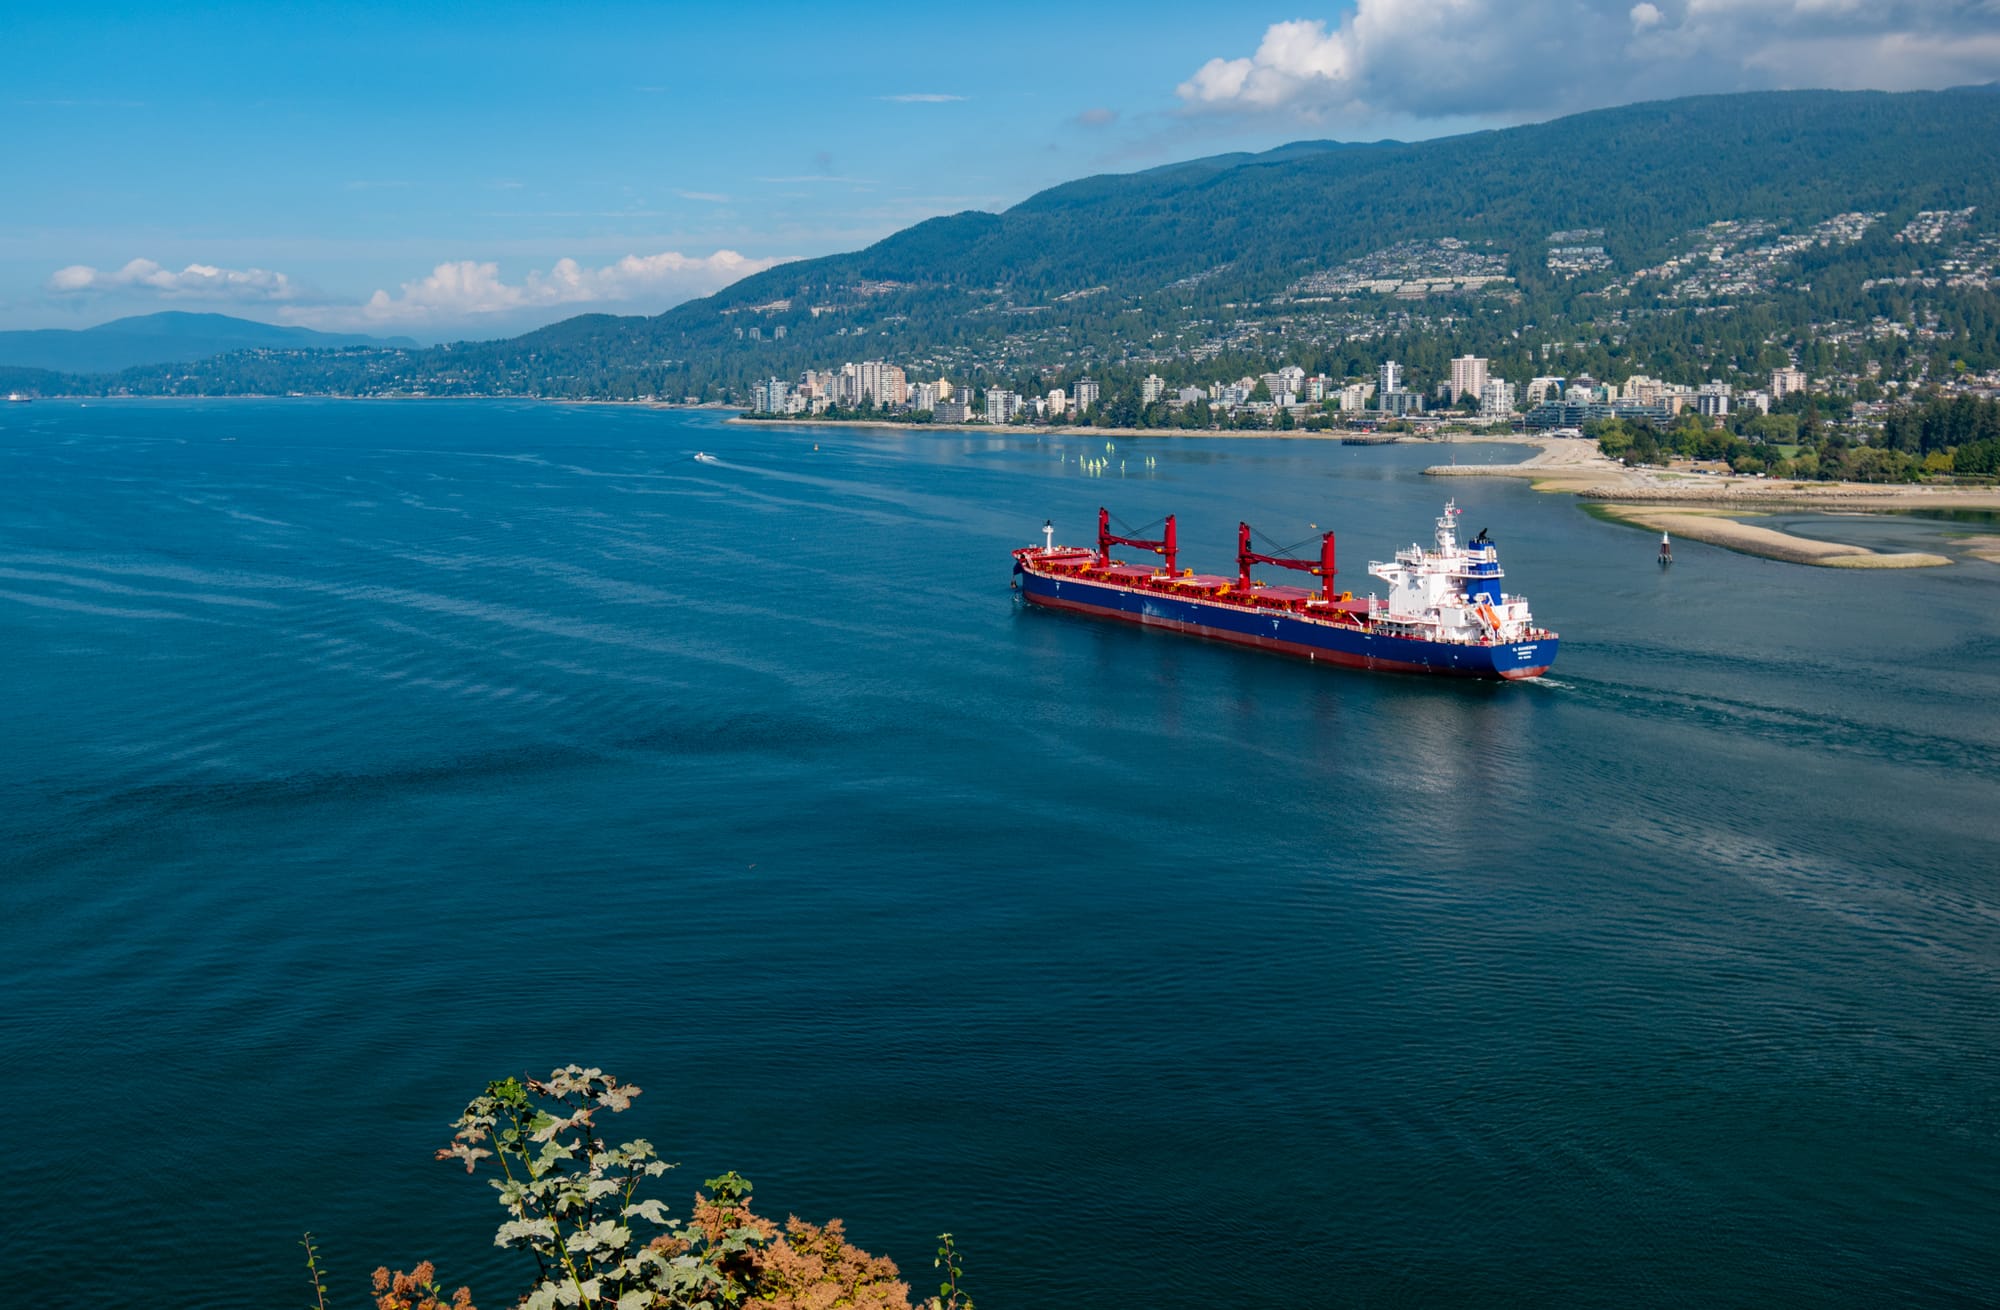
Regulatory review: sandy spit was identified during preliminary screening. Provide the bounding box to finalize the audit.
[1588,504,1951,569]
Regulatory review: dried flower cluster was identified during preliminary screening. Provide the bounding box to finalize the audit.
[742,1217,912,1310]
[372,1262,477,1310]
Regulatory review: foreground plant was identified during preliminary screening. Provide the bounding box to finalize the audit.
[425,1064,951,1310]
[930,1233,973,1310]
[303,1233,331,1310]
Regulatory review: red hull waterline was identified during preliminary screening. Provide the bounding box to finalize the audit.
[1024,589,1555,679]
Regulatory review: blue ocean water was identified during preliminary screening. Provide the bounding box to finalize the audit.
[3,400,1997,1306]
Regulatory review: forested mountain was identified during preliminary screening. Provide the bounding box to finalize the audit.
[0,312,416,375]
[35,86,2000,401]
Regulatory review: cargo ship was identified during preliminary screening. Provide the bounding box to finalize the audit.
[1012,500,1557,679]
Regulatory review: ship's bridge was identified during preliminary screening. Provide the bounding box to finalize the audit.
[1364,501,1535,641]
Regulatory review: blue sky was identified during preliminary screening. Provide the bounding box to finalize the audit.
[8,0,1997,340]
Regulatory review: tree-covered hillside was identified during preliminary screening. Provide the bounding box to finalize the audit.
[54,86,2000,401]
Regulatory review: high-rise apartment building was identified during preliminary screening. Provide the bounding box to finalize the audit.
[1449,355,1489,404]
[856,360,907,407]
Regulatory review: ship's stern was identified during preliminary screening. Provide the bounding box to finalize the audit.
[1493,635,1558,679]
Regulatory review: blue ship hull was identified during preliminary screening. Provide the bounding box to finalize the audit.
[1019,569,1556,679]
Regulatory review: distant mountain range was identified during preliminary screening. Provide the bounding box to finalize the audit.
[0,311,417,375]
[14,86,2000,400]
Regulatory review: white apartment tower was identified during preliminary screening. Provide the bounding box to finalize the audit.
[1379,360,1402,397]
[1449,355,1489,404]
[1771,366,1808,400]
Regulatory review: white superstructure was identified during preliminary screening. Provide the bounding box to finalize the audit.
[1367,501,1542,644]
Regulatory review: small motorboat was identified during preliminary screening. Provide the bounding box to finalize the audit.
[693,451,720,464]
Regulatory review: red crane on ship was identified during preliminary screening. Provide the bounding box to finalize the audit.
[1097,507,1177,575]
[1238,522,1338,600]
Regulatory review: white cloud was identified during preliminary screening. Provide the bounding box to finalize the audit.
[282,249,788,328]
[1178,2,2000,122]
[48,258,295,300]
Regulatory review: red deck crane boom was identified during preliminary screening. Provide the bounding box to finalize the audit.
[1237,523,1338,600]
[1097,507,1177,575]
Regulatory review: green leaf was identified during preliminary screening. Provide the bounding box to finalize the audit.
[623,1199,670,1225]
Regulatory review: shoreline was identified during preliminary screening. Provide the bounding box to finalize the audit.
[1423,435,2000,569]
[736,416,2000,569]
[723,415,1451,441]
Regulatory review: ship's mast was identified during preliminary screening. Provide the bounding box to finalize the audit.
[1435,500,1461,554]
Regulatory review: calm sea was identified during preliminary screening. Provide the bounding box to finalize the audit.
[3,400,1997,1306]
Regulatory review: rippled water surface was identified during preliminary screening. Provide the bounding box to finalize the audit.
[4,401,1998,1306]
